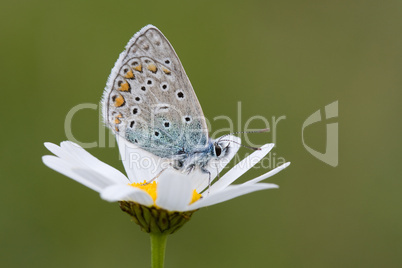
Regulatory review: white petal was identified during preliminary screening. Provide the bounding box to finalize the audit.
[117,137,170,183]
[243,162,291,185]
[42,155,103,192]
[44,142,128,184]
[60,141,128,184]
[193,135,242,193]
[188,183,279,210]
[155,169,193,211]
[185,169,210,194]
[100,184,154,206]
[44,142,80,165]
[72,168,121,189]
[44,142,66,157]
[208,143,275,195]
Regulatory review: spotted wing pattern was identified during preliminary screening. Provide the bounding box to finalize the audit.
[102,25,209,158]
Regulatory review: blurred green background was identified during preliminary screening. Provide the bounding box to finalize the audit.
[1,0,401,267]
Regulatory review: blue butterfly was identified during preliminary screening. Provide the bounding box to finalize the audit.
[102,25,241,182]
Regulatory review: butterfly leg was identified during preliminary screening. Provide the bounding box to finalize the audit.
[215,163,220,180]
[200,167,212,194]
[141,168,166,185]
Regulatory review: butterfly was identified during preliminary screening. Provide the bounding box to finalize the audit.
[102,25,241,182]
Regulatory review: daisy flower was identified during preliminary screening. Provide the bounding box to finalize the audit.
[42,136,289,267]
[42,136,289,233]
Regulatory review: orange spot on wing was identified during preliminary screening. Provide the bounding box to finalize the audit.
[134,64,142,72]
[119,82,131,92]
[162,67,171,75]
[114,118,121,124]
[125,70,134,79]
[147,63,157,73]
[114,95,125,107]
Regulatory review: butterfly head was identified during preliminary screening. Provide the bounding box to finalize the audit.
[212,141,228,158]
[209,134,243,163]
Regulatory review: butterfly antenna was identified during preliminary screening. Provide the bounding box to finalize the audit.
[217,128,269,142]
[217,128,269,151]
[218,139,261,151]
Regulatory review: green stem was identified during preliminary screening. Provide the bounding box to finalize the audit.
[150,233,168,268]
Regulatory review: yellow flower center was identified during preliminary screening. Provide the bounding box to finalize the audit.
[129,181,202,205]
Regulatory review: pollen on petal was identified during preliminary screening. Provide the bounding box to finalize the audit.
[129,180,158,202]
[129,181,201,206]
[190,189,202,204]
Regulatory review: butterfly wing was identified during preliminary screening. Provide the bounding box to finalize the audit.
[102,25,209,159]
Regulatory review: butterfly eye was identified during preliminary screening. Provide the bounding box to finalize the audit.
[214,144,222,157]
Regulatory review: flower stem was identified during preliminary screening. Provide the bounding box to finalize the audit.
[150,233,168,268]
